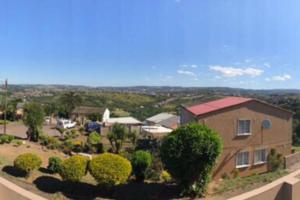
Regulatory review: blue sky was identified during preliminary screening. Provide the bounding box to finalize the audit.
[0,0,299,89]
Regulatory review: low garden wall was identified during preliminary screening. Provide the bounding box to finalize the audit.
[0,177,47,200]
[228,168,300,200]
[285,152,300,169]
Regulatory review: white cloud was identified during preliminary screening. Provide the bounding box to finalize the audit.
[265,74,291,82]
[175,0,182,3]
[180,64,198,69]
[209,66,264,78]
[264,63,271,68]
[177,70,196,77]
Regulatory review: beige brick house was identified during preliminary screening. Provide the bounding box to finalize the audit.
[181,97,293,179]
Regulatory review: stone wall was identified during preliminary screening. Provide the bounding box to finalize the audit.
[285,152,300,169]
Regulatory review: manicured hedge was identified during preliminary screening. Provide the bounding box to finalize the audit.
[59,155,89,182]
[14,153,42,175]
[89,153,132,186]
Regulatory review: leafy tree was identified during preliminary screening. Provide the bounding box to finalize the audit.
[131,150,152,182]
[107,123,127,154]
[23,102,45,142]
[160,123,222,196]
[59,92,83,118]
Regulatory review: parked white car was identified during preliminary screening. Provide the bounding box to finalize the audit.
[57,119,77,129]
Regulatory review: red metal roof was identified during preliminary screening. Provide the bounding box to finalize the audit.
[186,97,252,116]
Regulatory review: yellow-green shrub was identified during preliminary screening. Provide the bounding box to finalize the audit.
[89,153,132,186]
[161,170,172,183]
[14,153,42,175]
[59,155,89,182]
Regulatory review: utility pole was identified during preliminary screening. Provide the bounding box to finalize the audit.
[3,79,7,135]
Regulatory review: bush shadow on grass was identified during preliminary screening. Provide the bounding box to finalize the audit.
[38,167,53,175]
[33,176,181,200]
[33,176,112,200]
[2,165,27,178]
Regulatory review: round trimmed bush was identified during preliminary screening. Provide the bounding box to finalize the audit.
[160,123,223,196]
[89,153,132,186]
[131,150,152,182]
[14,153,42,175]
[59,155,89,182]
[47,156,62,174]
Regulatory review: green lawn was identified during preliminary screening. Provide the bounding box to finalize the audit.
[213,170,288,194]
[292,146,300,153]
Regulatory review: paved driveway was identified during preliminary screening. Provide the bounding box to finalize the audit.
[0,122,61,139]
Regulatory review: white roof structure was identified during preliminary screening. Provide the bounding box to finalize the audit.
[141,125,173,139]
[106,117,142,125]
[142,126,173,134]
[146,113,176,124]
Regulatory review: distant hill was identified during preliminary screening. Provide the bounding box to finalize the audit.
[7,84,300,95]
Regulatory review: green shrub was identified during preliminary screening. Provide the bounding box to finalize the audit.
[65,130,80,140]
[0,135,15,144]
[59,155,89,182]
[160,123,223,196]
[47,156,62,174]
[62,139,74,154]
[39,135,61,150]
[131,150,152,182]
[0,120,9,125]
[87,132,102,153]
[161,170,172,183]
[87,132,101,145]
[79,126,85,133]
[221,172,230,180]
[57,127,65,134]
[13,140,23,147]
[267,149,284,172]
[231,169,239,178]
[89,153,132,186]
[14,153,42,175]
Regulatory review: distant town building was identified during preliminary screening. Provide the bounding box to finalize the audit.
[181,97,293,179]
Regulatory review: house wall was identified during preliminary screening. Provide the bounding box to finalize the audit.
[182,101,293,179]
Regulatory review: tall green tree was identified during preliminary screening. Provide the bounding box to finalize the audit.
[23,102,45,142]
[160,123,222,196]
[107,123,127,154]
[59,92,83,118]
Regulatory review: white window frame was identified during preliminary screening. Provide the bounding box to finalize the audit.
[236,151,250,168]
[254,149,268,165]
[237,119,252,136]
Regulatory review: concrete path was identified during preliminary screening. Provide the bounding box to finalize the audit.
[0,177,47,200]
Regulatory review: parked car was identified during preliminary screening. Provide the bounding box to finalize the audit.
[85,121,101,133]
[57,119,77,129]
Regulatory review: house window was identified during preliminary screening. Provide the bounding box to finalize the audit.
[254,149,267,165]
[236,152,250,168]
[237,120,251,136]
